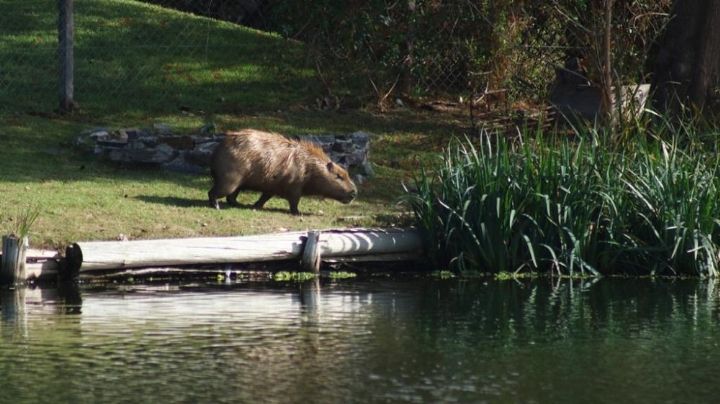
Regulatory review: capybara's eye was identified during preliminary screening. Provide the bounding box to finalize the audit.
[336,174,343,180]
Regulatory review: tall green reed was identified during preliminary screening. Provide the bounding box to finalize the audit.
[405,125,720,277]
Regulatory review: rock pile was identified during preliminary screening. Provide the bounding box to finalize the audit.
[78,126,374,181]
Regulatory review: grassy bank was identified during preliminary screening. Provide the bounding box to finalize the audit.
[0,0,457,248]
[406,123,720,277]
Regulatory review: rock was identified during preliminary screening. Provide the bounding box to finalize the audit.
[125,143,176,164]
[345,149,368,166]
[138,136,158,148]
[107,148,125,162]
[200,123,217,135]
[332,140,353,153]
[164,154,205,174]
[89,130,109,140]
[82,127,109,136]
[153,123,172,135]
[81,125,374,180]
[159,135,195,150]
[186,140,220,166]
[120,128,145,140]
[361,161,375,177]
[336,155,349,167]
[314,135,337,144]
[96,130,128,148]
[351,131,370,147]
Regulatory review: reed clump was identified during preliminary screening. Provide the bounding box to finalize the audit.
[405,123,720,277]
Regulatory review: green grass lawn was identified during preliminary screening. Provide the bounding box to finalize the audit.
[0,0,459,248]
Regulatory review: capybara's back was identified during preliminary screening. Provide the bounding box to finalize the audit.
[208,129,357,214]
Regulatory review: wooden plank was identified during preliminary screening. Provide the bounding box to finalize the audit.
[26,248,61,260]
[73,232,307,272]
[70,228,424,273]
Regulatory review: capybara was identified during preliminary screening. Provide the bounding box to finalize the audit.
[208,129,358,215]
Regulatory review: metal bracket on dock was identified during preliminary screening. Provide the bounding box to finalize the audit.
[301,231,322,273]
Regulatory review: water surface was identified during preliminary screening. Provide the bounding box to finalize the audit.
[2,278,720,403]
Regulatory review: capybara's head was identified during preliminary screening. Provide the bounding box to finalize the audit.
[312,161,358,204]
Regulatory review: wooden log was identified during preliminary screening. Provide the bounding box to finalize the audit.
[68,228,424,273]
[1,235,28,285]
[301,231,322,273]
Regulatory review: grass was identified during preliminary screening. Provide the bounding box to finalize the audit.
[0,0,458,248]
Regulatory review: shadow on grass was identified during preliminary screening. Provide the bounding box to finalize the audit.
[134,194,309,215]
[134,195,209,208]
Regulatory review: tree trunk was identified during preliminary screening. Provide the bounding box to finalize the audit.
[689,0,720,108]
[600,0,614,124]
[652,0,720,113]
[398,0,416,96]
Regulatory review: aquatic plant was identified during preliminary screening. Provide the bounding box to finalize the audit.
[328,271,357,279]
[405,123,720,277]
[10,205,40,239]
[273,271,316,282]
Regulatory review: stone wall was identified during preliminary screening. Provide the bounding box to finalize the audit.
[77,126,374,182]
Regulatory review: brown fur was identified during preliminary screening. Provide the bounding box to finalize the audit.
[208,129,358,215]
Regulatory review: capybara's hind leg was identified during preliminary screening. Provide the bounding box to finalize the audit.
[208,180,240,210]
[208,188,221,210]
[252,192,273,210]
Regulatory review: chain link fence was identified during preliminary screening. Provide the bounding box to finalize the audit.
[1,0,58,113]
[0,1,564,117]
[1,0,304,116]
[0,1,666,118]
[408,42,567,107]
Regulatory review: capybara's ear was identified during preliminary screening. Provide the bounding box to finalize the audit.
[327,161,335,172]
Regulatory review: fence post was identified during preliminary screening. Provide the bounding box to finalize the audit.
[58,0,74,113]
[1,235,28,285]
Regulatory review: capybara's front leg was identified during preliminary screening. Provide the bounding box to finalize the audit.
[227,188,242,207]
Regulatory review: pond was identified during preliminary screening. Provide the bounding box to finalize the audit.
[2,277,720,403]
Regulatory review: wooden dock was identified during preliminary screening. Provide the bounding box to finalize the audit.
[1,228,424,284]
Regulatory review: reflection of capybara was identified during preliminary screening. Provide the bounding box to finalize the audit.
[208,129,358,215]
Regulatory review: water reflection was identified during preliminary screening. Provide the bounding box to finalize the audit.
[1,284,81,339]
[2,278,720,403]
